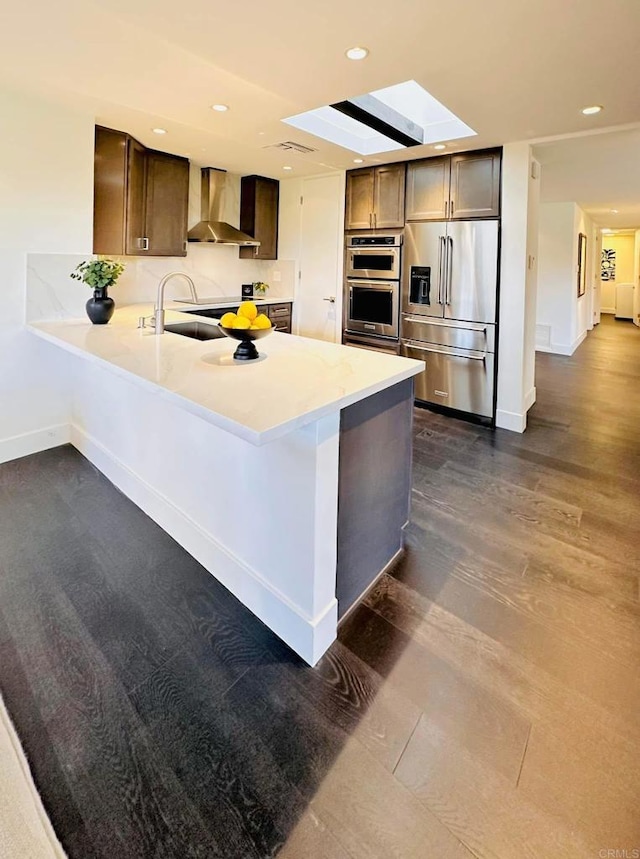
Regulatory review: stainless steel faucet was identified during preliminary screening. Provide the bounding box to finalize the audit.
[138,272,198,334]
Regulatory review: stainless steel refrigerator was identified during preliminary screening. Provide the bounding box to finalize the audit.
[400,220,499,419]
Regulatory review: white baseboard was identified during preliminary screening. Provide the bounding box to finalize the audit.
[0,424,70,465]
[496,409,527,433]
[601,307,616,315]
[535,330,587,356]
[70,425,336,666]
[524,386,537,412]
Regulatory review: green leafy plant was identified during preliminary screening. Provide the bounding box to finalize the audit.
[71,258,125,289]
[253,281,269,295]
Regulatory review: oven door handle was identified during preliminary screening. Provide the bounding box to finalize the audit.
[347,280,396,291]
[401,340,487,361]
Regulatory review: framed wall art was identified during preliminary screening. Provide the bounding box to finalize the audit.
[601,247,616,281]
[577,232,587,298]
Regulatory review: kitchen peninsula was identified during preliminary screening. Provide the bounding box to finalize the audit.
[28,305,423,664]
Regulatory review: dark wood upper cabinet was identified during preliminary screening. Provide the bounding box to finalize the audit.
[449,150,501,219]
[372,164,406,229]
[239,175,279,260]
[94,125,189,257]
[406,148,501,222]
[405,156,450,221]
[94,127,128,255]
[124,136,147,255]
[143,150,189,256]
[345,168,375,230]
[345,164,405,230]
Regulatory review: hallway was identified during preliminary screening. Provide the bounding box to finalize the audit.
[383,312,640,855]
[0,315,638,858]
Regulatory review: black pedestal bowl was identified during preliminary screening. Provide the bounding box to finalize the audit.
[218,323,273,360]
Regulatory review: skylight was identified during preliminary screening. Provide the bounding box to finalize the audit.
[283,80,476,155]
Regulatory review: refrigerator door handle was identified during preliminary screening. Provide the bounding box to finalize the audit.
[401,340,487,361]
[437,236,445,305]
[402,315,487,334]
[446,236,453,305]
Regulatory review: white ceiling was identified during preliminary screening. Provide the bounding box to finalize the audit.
[535,127,640,228]
[1,0,640,179]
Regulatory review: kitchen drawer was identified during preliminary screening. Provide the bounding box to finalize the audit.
[267,303,292,318]
[272,321,291,334]
[401,340,495,418]
[401,315,495,353]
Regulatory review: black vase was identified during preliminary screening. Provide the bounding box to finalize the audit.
[86,287,115,325]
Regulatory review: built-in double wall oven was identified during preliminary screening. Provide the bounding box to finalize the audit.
[344,234,402,344]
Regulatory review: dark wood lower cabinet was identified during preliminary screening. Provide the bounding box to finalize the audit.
[182,302,293,333]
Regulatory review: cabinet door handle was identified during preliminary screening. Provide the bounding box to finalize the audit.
[445,201,448,219]
[373,213,377,229]
[369,213,373,228]
[140,237,149,251]
[450,199,455,216]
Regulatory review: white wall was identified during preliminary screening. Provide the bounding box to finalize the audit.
[522,157,541,409]
[496,142,540,433]
[536,202,594,355]
[25,164,296,323]
[0,87,94,462]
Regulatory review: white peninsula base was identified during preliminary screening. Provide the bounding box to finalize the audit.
[29,309,422,664]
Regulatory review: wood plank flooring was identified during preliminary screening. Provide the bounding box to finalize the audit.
[1,314,639,858]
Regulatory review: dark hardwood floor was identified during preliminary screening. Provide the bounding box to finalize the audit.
[1,314,639,858]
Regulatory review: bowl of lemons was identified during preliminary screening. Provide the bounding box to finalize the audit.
[219,301,273,360]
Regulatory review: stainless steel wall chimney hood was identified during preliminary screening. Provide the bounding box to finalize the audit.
[187,168,260,246]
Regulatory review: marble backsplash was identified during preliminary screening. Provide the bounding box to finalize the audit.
[26,246,296,322]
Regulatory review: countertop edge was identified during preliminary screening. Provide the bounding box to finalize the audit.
[27,322,423,447]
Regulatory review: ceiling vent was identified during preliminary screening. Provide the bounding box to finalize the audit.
[265,141,318,154]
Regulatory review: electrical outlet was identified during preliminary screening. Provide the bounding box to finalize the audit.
[272,271,281,282]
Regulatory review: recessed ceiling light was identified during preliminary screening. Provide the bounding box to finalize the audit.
[353,158,364,163]
[433,144,446,150]
[345,46,369,60]
[283,166,293,171]
[611,209,619,213]
[152,127,167,134]
[581,105,603,115]
[211,104,229,112]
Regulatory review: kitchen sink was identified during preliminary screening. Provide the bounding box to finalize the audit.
[164,321,225,341]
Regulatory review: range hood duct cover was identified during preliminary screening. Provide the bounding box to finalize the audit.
[187,168,260,246]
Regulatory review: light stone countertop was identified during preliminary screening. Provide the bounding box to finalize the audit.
[28,304,423,446]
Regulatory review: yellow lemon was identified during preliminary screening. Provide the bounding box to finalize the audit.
[237,301,258,322]
[220,312,237,328]
[253,313,271,329]
[233,316,251,329]
[249,324,260,330]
